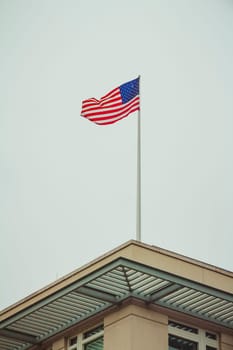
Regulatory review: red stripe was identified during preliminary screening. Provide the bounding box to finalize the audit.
[92,106,140,125]
[99,97,122,107]
[82,96,139,117]
[88,101,139,122]
[82,100,123,113]
[82,100,100,107]
[96,116,127,125]
[89,105,139,122]
[82,97,122,110]
[100,87,119,100]
[82,93,121,109]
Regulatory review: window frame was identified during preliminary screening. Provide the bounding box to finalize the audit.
[67,325,104,350]
[168,320,219,350]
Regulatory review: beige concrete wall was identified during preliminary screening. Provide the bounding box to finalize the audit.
[52,338,65,350]
[221,334,233,350]
[129,245,233,294]
[104,304,168,350]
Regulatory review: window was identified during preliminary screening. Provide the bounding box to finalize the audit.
[169,334,197,350]
[69,336,78,350]
[68,325,104,350]
[83,325,104,350]
[168,321,218,350]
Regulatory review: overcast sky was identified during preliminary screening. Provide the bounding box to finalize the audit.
[1,0,233,311]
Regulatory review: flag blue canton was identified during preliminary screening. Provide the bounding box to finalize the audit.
[120,77,139,104]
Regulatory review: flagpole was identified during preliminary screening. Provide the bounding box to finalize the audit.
[136,75,141,241]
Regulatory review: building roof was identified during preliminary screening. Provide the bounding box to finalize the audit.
[1,240,233,350]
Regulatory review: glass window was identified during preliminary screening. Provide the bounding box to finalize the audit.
[168,321,198,334]
[68,325,103,350]
[168,320,218,350]
[69,337,77,346]
[169,335,197,350]
[68,335,78,350]
[83,325,103,350]
[84,336,104,350]
[83,325,104,339]
[205,332,217,340]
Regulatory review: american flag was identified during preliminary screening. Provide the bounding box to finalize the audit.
[81,77,140,125]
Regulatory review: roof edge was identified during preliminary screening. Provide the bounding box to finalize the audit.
[1,240,232,318]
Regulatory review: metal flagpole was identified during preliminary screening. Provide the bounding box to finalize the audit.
[136,75,141,241]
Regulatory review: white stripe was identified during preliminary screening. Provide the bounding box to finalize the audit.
[100,88,120,101]
[88,105,139,124]
[82,93,121,109]
[82,96,139,116]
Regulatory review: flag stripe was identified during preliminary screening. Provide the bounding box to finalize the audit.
[82,90,121,107]
[82,95,122,109]
[84,97,139,118]
[81,78,140,125]
[100,87,119,100]
[82,103,139,124]
[91,106,140,125]
[82,95,138,114]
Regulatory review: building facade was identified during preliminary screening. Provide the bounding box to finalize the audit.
[0,240,233,350]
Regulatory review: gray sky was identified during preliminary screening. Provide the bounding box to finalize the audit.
[1,0,233,311]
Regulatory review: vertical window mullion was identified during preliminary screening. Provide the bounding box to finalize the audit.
[199,329,205,350]
[168,320,218,350]
[78,334,82,350]
[68,325,104,350]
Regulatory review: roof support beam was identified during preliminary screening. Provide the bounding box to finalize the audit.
[156,300,232,329]
[76,287,117,303]
[0,329,38,344]
[0,259,123,329]
[149,284,182,302]
[1,256,232,349]
[120,258,233,303]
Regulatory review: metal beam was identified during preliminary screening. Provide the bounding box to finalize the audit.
[1,256,233,348]
[32,302,112,343]
[149,284,182,302]
[0,329,38,344]
[76,286,118,303]
[0,259,124,329]
[156,299,233,329]
[2,257,233,331]
[119,258,233,303]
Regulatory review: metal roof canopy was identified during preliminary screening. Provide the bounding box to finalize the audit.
[0,257,233,350]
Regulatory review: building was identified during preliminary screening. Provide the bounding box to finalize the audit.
[0,240,233,350]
